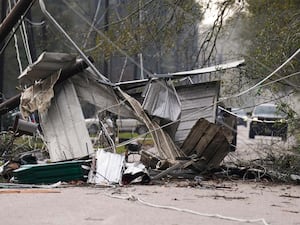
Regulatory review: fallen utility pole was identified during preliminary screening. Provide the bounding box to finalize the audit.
[0,0,36,44]
[0,58,90,115]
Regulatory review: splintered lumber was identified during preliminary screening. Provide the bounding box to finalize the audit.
[194,124,220,156]
[180,118,210,155]
[180,118,231,171]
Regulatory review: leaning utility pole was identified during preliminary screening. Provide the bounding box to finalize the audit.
[0,0,7,130]
[0,0,36,44]
[103,0,109,80]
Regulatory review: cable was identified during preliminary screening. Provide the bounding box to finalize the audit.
[0,0,35,56]
[19,7,33,64]
[82,0,102,49]
[259,71,300,88]
[24,18,45,26]
[220,48,300,100]
[39,0,113,86]
[61,0,154,78]
[107,193,269,225]
[8,0,23,73]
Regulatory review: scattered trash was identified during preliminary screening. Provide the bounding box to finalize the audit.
[1,50,242,186]
[122,162,150,185]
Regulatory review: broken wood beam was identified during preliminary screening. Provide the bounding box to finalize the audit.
[0,58,89,115]
[151,159,196,180]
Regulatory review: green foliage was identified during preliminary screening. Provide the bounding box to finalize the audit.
[93,0,203,73]
[243,0,300,86]
[240,0,300,144]
[0,132,44,161]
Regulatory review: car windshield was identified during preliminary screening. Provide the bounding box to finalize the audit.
[254,104,285,117]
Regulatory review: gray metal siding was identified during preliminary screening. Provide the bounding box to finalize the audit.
[174,81,220,144]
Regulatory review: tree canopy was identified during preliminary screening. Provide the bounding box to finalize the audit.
[242,0,300,93]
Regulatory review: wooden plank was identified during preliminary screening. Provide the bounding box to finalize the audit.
[194,124,220,156]
[207,141,230,168]
[0,189,61,194]
[199,133,227,164]
[181,118,210,155]
[191,132,229,171]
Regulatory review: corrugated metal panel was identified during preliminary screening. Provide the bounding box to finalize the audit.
[142,80,181,122]
[71,69,135,118]
[88,149,125,185]
[18,52,76,86]
[155,59,244,78]
[174,81,220,144]
[40,80,93,162]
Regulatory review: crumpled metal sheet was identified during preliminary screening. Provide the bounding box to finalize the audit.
[117,88,184,160]
[88,149,125,185]
[142,80,181,122]
[122,162,150,184]
[18,52,76,86]
[20,70,60,119]
[155,59,245,77]
[71,68,135,118]
[39,80,93,162]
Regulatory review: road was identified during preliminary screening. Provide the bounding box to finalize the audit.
[0,126,299,225]
[225,124,296,163]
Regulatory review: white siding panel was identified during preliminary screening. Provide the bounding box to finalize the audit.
[40,80,93,162]
[175,81,220,144]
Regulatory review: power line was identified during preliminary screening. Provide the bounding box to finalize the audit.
[61,0,154,78]
[220,48,300,101]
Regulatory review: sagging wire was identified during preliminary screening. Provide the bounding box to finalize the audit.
[24,18,45,26]
[19,7,33,65]
[259,71,300,89]
[107,192,269,225]
[52,2,299,153]
[38,0,113,86]
[110,48,300,152]
[244,54,300,92]
[61,0,154,78]
[218,106,283,124]
[8,0,23,73]
[10,0,33,65]
[220,48,300,101]
[82,0,102,49]
[0,0,35,56]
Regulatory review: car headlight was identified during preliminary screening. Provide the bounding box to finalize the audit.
[252,117,258,121]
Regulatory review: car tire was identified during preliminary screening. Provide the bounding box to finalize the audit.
[249,127,255,139]
[136,125,148,135]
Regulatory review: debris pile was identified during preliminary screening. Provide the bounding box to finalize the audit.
[0,51,239,185]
